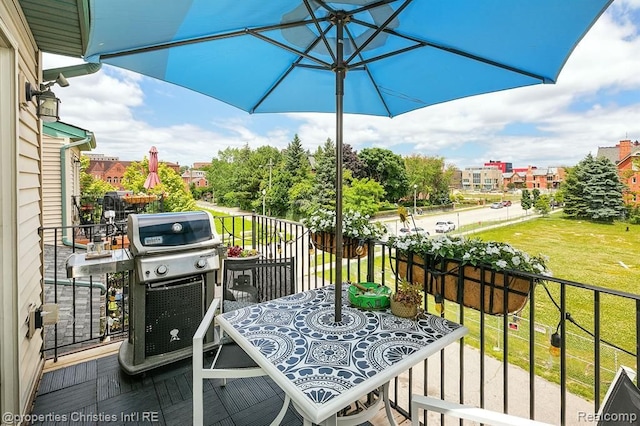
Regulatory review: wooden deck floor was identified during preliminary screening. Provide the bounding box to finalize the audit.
[31,350,409,425]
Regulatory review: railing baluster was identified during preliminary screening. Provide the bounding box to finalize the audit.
[529,277,536,420]
[560,279,567,425]
[594,291,600,412]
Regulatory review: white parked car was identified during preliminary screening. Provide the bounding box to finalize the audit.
[434,221,456,233]
[398,227,429,237]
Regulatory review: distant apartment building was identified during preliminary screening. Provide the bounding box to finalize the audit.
[484,160,512,173]
[461,166,503,191]
[597,139,640,204]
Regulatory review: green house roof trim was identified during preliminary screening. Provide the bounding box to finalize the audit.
[43,121,96,151]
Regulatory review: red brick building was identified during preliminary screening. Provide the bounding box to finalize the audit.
[182,169,209,189]
[597,139,640,204]
[502,166,565,190]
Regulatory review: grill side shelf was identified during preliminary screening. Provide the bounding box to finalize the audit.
[66,249,134,278]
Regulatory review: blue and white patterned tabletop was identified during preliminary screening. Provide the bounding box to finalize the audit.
[217,285,467,424]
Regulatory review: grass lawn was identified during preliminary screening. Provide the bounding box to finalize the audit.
[470,215,639,400]
[198,207,254,246]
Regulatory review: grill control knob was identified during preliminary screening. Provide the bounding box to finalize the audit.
[156,265,168,276]
[195,259,207,269]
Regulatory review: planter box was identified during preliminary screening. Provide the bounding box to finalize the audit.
[395,253,532,315]
[310,232,367,259]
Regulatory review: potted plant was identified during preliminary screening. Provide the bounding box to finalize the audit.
[387,234,551,315]
[302,208,386,258]
[226,245,260,260]
[390,279,423,318]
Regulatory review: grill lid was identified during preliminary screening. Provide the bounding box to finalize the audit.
[128,211,221,256]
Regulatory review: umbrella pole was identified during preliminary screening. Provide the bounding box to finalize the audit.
[334,13,346,323]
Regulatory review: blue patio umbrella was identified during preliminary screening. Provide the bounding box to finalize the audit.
[84,0,613,321]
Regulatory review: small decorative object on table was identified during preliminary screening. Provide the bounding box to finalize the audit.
[390,279,423,318]
[348,282,391,310]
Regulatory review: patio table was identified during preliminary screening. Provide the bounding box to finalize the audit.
[216,285,468,425]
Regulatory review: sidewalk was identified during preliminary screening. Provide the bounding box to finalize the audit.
[196,200,250,215]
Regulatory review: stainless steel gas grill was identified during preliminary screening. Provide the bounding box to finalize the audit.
[66,210,223,375]
[119,211,222,374]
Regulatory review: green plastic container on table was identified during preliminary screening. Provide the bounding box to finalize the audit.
[348,282,391,310]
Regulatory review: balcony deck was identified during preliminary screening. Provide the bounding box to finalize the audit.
[36,214,640,425]
[32,344,407,425]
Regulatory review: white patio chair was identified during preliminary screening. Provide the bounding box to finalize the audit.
[410,394,553,426]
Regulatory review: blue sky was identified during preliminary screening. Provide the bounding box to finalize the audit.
[45,1,640,170]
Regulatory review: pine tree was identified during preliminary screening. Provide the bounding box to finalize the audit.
[521,189,533,213]
[562,154,626,222]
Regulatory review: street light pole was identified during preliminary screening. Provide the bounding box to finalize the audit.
[262,189,266,216]
[413,184,417,215]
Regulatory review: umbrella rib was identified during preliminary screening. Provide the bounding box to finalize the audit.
[250,23,335,113]
[349,18,551,83]
[345,0,412,64]
[98,18,328,60]
[343,25,393,118]
[350,44,422,68]
[304,0,336,64]
[248,29,332,69]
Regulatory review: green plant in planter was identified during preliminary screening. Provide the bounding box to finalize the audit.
[392,279,423,306]
[391,279,424,318]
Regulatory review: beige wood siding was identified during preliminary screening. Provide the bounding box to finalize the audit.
[42,135,63,245]
[1,0,45,417]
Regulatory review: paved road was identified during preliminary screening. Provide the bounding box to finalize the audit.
[380,203,533,236]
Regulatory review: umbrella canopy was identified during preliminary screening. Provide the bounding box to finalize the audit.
[84,0,612,320]
[144,146,161,190]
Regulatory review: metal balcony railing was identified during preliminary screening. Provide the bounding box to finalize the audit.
[40,212,639,425]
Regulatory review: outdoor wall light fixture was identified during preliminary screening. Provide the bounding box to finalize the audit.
[25,73,69,122]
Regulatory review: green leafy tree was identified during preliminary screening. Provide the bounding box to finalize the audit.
[312,139,337,209]
[342,143,365,178]
[534,194,551,216]
[288,179,315,218]
[562,154,626,223]
[79,156,116,203]
[404,155,453,205]
[269,135,311,217]
[343,173,385,216]
[359,147,408,203]
[206,148,238,206]
[521,189,533,214]
[532,188,541,205]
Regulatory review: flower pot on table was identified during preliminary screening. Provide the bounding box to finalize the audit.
[390,298,418,318]
[395,253,532,315]
[310,231,367,259]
